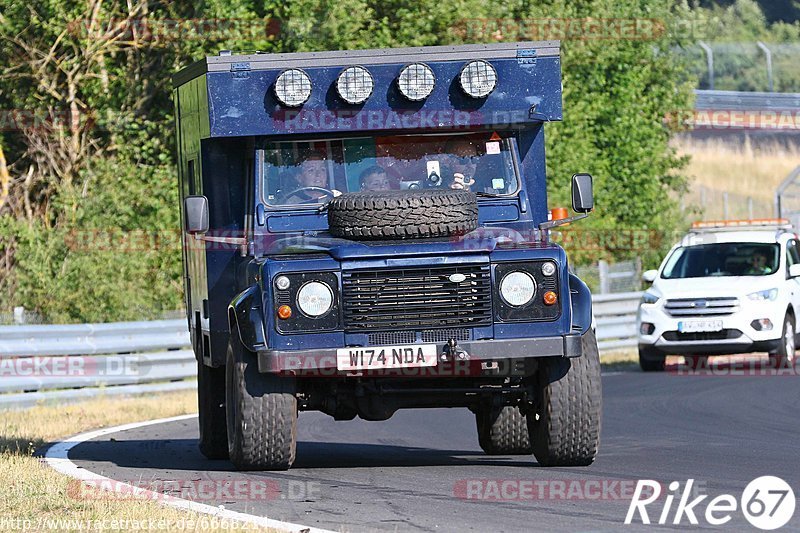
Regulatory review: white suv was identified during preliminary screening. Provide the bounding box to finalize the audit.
[637,219,800,371]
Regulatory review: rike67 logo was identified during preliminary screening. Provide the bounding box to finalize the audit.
[626,477,795,530]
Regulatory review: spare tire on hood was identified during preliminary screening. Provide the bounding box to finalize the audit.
[327,189,478,240]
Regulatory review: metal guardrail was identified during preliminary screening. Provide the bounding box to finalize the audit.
[593,292,642,352]
[0,295,644,408]
[694,89,800,111]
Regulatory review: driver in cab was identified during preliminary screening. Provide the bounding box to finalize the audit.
[281,152,339,204]
[745,252,773,275]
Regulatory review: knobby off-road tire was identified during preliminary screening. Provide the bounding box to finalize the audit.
[327,189,478,240]
[638,346,666,372]
[197,360,229,459]
[476,405,533,455]
[529,329,602,467]
[226,334,297,470]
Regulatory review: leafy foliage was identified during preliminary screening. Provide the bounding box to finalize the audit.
[0,0,788,321]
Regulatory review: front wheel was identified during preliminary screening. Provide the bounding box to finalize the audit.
[226,334,297,470]
[771,314,796,369]
[638,346,665,372]
[528,329,602,467]
[476,405,532,455]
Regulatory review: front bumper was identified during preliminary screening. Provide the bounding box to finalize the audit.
[637,299,784,356]
[257,333,583,375]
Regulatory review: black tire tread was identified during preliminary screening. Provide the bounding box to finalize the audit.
[529,330,602,467]
[638,346,666,372]
[227,337,297,471]
[476,405,532,455]
[327,190,478,240]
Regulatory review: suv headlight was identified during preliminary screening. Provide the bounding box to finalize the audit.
[641,291,660,305]
[746,288,779,301]
[499,271,536,307]
[297,281,334,317]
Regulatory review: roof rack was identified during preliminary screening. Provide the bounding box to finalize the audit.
[690,218,792,232]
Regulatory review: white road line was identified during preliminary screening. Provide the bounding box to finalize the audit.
[44,413,333,533]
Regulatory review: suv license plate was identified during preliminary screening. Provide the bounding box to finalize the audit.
[678,320,723,333]
[337,344,438,371]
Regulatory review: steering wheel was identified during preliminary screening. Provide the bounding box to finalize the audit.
[281,186,336,203]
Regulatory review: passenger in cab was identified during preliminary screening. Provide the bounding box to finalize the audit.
[359,166,392,191]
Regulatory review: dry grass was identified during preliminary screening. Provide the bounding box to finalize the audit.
[674,137,800,203]
[0,390,273,532]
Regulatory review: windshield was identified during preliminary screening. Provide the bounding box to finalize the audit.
[661,242,780,279]
[261,132,520,206]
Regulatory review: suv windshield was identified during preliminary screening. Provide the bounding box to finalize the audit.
[261,132,520,206]
[661,242,780,279]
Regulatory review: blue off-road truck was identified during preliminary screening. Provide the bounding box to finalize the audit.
[173,40,600,471]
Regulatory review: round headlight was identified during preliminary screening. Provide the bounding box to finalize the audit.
[397,63,435,101]
[336,66,373,104]
[500,271,536,307]
[459,60,497,98]
[275,276,290,290]
[541,262,556,277]
[274,68,312,107]
[297,281,333,317]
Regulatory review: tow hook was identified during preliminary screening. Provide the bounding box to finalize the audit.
[441,338,469,362]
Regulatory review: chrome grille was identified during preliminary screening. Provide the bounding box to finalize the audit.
[664,297,739,317]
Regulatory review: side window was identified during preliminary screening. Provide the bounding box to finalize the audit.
[786,240,800,270]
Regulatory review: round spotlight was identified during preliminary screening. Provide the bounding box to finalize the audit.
[459,60,497,98]
[336,66,373,104]
[274,68,312,107]
[397,63,435,101]
[275,276,290,290]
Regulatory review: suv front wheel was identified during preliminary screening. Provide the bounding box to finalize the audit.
[771,314,796,369]
[528,329,602,466]
[226,333,297,470]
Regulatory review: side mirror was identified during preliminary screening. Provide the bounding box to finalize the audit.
[790,264,800,278]
[571,173,594,213]
[184,195,209,235]
[642,269,658,283]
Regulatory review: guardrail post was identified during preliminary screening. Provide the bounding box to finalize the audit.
[598,260,610,294]
[698,41,714,90]
[756,41,774,92]
[723,191,729,219]
[13,306,25,325]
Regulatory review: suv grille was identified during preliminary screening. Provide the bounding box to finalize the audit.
[342,264,492,331]
[662,329,743,341]
[664,297,739,317]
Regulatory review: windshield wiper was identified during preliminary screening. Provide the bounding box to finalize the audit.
[475,191,505,198]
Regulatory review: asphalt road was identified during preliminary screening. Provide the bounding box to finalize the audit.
[68,360,800,532]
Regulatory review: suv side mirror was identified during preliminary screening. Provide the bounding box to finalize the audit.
[642,269,658,283]
[184,195,209,235]
[571,173,594,213]
[790,264,800,278]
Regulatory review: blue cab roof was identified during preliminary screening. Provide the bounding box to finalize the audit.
[173,41,562,138]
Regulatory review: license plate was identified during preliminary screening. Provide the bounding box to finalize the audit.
[336,344,438,371]
[678,320,723,333]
